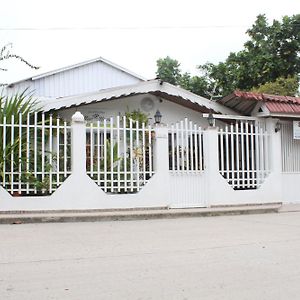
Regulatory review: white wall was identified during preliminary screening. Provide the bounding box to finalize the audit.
[7,61,142,98]
[58,94,217,128]
[282,174,300,203]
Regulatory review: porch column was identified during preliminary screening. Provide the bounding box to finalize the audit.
[71,111,87,176]
[203,126,219,206]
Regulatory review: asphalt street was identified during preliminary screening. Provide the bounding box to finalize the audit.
[1,212,300,299]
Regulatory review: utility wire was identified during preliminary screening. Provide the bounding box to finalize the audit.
[0,25,253,31]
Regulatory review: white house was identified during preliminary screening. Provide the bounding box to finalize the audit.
[1,57,300,211]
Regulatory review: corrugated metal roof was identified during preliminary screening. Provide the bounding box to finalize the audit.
[220,91,300,115]
[7,56,146,87]
[41,80,236,115]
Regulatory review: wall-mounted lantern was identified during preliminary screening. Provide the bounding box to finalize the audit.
[154,110,162,124]
[207,112,215,127]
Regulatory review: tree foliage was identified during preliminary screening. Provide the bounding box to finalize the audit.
[156,56,182,85]
[251,76,299,96]
[156,57,212,98]
[156,14,300,98]
[199,14,300,96]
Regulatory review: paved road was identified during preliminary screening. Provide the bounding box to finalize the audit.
[1,212,300,300]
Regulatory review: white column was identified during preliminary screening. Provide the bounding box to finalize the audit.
[266,118,282,174]
[151,124,171,206]
[153,124,169,175]
[203,127,219,206]
[71,111,86,176]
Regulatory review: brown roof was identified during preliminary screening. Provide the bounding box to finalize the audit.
[220,91,300,115]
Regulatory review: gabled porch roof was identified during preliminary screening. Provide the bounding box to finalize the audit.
[42,79,236,115]
[220,91,300,118]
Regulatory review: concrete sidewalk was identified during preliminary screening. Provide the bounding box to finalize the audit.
[0,203,282,224]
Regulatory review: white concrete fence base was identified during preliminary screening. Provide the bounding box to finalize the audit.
[0,112,292,211]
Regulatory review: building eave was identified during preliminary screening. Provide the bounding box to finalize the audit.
[41,80,236,115]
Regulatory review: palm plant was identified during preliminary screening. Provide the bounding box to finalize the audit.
[0,91,47,194]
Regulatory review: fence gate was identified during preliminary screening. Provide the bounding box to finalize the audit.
[168,118,207,208]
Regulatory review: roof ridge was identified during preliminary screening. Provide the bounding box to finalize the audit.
[7,56,146,87]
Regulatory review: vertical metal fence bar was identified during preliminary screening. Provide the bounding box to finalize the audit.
[255,123,260,188]
[198,127,203,171]
[225,125,229,182]
[64,120,67,177]
[34,112,38,193]
[230,124,235,188]
[130,118,133,192]
[41,113,45,191]
[123,116,127,192]
[176,122,180,172]
[235,122,240,189]
[103,119,107,193]
[10,115,14,194]
[241,121,246,188]
[90,123,94,178]
[136,120,140,191]
[250,123,255,188]
[49,115,53,194]
[180,120,184,171]
[110,117,114,192]
[18,113,22,194]
[219,128,224,176]
[148,124,152,176]
[194,124,198,171]
[56,117,60,188]
[117,116,121,192]
[142,122,146,185]
[26,114,30,194]
[2,115,6,189]
[185,118,189,172]
[259,127,264,186]
[189,121,194,171]
[97,120,100,186]
[171,125,175,172]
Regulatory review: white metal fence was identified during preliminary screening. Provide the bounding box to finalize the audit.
[86,116,154,193]
[168,118,204,173]
[0,113,71,196]
[281,121,300,173]
[218,121,270,189]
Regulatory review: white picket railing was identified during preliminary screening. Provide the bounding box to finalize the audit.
[281,121,300,173]
[86,116,154,193]
[168,118,204,173]
[218,121,270,190]
[0,113,71,195]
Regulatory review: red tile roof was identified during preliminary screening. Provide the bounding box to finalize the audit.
[221,91,300,114]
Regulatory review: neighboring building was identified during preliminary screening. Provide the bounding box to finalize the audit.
[6,57,145,98]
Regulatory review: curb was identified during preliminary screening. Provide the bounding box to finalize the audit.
[0,205,281,225]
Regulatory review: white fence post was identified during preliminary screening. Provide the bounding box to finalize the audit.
[71,112,86,176]
[203,126,219,206]
[267,118,282,178]
[153,124,169,174]
[266,118,282,174]
[265,118,283,202]
[152,124,171,205]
